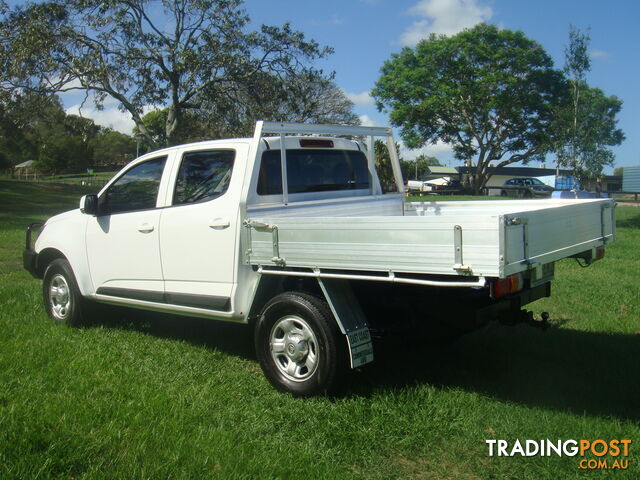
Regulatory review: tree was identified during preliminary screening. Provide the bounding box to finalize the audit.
[134,109,211,148]
[374,140,403,192]
[0,91,98,173]
[1,0,331,148]
[372,24,566,194]
[91,129,137,167]
[243,73,360,126]
[403,154,441,180]
[564,26,591,168]
[134,74,360,146]
[553,26,624,183]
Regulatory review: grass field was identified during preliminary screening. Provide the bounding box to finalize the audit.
[1,180,639,479]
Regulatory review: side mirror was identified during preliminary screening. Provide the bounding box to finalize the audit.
[80,194,98,215]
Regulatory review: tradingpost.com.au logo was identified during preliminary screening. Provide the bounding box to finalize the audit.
[486,439,632,470]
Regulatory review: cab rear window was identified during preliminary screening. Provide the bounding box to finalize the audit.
[257,149,370,195]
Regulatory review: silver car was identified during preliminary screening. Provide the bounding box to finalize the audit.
[501,177,554,198]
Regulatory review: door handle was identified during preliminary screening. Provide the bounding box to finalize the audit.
[138,223,155,233]
[209,218,230,229]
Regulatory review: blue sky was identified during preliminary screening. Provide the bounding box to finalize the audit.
[242,0,640,172]
[34,0,638,172]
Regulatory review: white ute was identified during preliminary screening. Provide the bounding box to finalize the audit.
[23,122,615,396]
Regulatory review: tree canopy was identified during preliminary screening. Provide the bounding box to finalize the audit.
[133,74,358,148]
[553,26,624,183]
[372,23,566,193]
[0,91,136,173]
[0,0,341,148]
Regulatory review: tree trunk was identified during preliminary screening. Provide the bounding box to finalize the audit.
[165,104,180,147]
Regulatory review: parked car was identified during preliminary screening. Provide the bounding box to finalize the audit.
[24,122,614,396]
[431,179,464,195]
[406,178,433,193]
[501,177,554,198]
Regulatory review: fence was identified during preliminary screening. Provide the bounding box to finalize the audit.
[1,172,114,191]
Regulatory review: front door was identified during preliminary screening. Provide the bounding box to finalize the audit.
[86,155,168,301]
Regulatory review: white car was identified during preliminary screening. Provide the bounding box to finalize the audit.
[24,122,615,396]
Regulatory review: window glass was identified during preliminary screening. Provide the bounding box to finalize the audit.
[173,150,235,205]
[104,156,166,214]
[257,149,370,195]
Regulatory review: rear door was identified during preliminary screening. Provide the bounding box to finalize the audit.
[158,146,243,312]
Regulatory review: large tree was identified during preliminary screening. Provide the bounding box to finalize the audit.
[372,23,566,194]
[553,26,624,184]
[0,91,100,172]
[1,0,331,147]
[133,73,359,149]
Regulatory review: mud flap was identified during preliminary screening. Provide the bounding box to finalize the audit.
[317,278,374,369]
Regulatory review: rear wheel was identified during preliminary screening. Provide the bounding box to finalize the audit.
[255,292,345,397]
[43,259,86,326]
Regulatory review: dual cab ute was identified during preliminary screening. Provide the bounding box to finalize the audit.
[24,122,615,396]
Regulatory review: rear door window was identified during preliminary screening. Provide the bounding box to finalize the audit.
[173,150,235,205]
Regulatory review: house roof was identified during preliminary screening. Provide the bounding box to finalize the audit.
[15,160,36,168]
[457,166,573,177]
[427,166,458,175]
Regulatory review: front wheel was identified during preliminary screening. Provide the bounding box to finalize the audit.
[43,258,86,326]
[255,292,346,397]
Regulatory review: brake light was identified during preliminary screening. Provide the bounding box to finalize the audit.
[491,273,524,299]
[299,139,334,148]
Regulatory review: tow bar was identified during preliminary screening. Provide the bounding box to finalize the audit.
[500,309,550,330]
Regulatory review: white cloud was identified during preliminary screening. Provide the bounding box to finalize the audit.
[400,0,492,46]
[400,139,454,160]
[65,103,155,134]
[345,90,375,107]
[590,49,610,59]
[358,115,378,127]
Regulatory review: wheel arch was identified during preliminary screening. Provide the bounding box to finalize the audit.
[36,248,67,278]
[248,274,374,370]
[36,246,94,296]
[247,274,322,322]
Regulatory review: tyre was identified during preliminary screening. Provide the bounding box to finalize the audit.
[255,292,346,397]
[500,190,507,197]
[43,258,86,326]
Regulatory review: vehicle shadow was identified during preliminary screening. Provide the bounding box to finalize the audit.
[352,320,640,422]
[89,308,639,421]
[87,306,256,360]
[617,213,640,229]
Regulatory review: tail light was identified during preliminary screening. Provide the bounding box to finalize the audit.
[491,273,524,299]
[299,139,334,148]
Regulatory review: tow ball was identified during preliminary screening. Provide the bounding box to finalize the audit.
[522,310,550,330]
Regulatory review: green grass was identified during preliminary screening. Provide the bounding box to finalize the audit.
[1,180,639,479]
